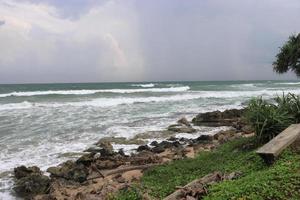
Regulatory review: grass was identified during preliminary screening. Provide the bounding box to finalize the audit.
[113,137,300,200]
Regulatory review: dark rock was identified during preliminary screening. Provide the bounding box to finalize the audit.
[168,124,196,133]
[159,141,174,148]
[14,174,50,198]
[177,117,191,127]
[137,145,151,152]
[196,135,213,141]
[118,148,126,156]
[95,159,124,170]
[172,141,182,148]
[192,109,245,127]
[94,140,114,156]
[95,141,113,152]
[167,136,178,141]
[77,153,95,165]
[152,146,165,154]
[14,166,41,179]
[47,160,88,183]
[150,141,159,147]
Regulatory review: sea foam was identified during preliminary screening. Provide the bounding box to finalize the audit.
[0,86,190,97]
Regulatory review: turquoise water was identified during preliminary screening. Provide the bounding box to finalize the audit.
[0,80,300,199]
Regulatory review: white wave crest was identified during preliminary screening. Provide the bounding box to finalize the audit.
[2,88,300,111]
[131,83,155,87]
[0,86,190,97]
[275,82,300,85]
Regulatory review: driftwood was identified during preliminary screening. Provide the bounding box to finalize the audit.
[163,172,222,200]
[87,164,157,180]
[256,124,300,164]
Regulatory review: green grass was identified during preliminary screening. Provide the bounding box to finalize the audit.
[114,137,300,200]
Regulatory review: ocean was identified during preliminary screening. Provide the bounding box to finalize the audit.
[0,80,300,199]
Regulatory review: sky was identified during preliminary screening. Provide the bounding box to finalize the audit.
[0,0,300,83]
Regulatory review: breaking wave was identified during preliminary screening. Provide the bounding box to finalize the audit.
[0,86,190,98]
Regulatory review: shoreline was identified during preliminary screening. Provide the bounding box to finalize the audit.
[11,108,253,199]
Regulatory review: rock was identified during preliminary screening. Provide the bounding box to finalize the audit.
[94,140,114,156]
[95,141,113,152]
[196,135,213,141]
[150,141,159,147]
[47,160,88,183]
[95,160,124,170]
[137,145,151,152]
[159,141,174,148]
[118,148,126,156]
[192,109,245,127]
[14,166,41,179]
[77,153,95,165]
[224,171,242,180]
[241,125,254,134]
[168,124,196,133]
[177,117,191,127]
[14,174,50,198]
[167,136,178,141]
[152,146,165,154]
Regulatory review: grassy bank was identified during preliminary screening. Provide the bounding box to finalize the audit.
[114,137,300,200]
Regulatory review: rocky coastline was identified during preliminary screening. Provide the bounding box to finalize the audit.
[12,108,253,200]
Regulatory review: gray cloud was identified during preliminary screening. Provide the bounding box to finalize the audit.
[0,20,5,26]
[0,0,300,83]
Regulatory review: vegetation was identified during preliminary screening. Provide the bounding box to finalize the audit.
[245,93,300,143]
[273,33,300,76]
[113,137,300,199]
[113,93,300,200]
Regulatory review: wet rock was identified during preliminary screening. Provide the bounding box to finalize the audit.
[77,153,95,165]
[196,135,213,141]
[168,124,196,133]
[177,117,191,127]
[150,141,159,147]
[95,140,113,151]
[118,148,126,156]
[159,141,174,148]
[167,136,178,141]
[47,160,88,183]
[192,109,245,127]
[152,146,165,154]
[137,145,151,152]
[14,165,42,179]
[14,174,50,198]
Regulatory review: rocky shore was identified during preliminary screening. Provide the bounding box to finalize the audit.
[12,108,253,200]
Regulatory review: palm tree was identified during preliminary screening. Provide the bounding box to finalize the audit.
[273,33,300,76]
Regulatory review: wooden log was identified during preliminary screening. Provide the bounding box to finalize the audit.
[163,172,222,200]
[87,164,157,180]
[256,124,300,164]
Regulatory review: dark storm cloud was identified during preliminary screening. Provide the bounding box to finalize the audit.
[0,0,300,83]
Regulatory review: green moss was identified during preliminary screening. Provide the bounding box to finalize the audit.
[115,137,300,200]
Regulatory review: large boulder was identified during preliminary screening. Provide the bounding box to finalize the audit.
[14,174,50,198]
[47,160,88,183]
[192,109,245,127]
[13,166,50,198]
[177,117,192,127]
[168,124,196,133]
[14,165,41,179]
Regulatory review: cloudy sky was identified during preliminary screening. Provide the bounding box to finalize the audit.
[0,0,300,83]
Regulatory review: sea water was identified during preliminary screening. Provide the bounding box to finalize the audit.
[0,80,300,199]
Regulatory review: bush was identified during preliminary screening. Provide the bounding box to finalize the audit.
[245,96,293,143]
[275,93,300,123]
